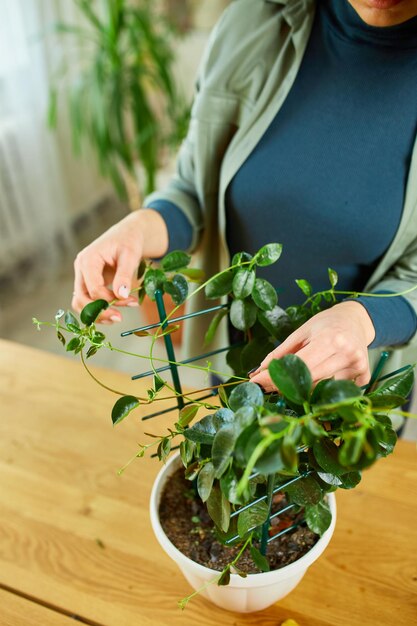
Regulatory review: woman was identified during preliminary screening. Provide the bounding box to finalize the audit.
[72,0,417,390]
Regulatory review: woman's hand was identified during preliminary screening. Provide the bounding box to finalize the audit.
[249,301,376,391]
[72,209,169,323]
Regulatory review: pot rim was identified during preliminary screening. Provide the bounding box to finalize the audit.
[150,452,337,585]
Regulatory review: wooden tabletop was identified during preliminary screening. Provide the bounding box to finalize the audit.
[0,338,416,626]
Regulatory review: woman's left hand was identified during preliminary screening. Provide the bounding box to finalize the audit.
[249,301,376,391]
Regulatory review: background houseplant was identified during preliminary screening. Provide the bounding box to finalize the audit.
[48,0,189,204]
[33,244,416,610]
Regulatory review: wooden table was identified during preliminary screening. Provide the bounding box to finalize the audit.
[0,339,416,626]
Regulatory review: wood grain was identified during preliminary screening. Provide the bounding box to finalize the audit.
[0,339,416,626]
[0,588,83,626]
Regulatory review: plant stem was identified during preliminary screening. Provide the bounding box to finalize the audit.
[178,534,253,610]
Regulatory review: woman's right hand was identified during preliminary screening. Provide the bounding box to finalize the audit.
[72,209,169,323]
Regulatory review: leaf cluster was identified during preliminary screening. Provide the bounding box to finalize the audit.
[203,245,342,378]
[138,250,204,308]
[175,357,412,551]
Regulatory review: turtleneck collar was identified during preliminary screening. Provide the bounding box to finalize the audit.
[324,0,417,48]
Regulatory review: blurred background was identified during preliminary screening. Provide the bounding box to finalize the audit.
[0,0,229,386]
[0,0,415,438]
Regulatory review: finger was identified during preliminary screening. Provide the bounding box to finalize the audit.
[297,349,354,383]
[249,369,276,393]
[73,258,121,322]
[112,246,141,300]
[332,368,370,387]
[80,255,115,303]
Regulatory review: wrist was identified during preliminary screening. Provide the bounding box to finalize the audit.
[133,209,169,258]
[338,300,376,346]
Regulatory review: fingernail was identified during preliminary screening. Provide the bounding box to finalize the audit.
[247,367,259,377]
[127,301,139,307]
[110,315,121,323]
[118,285,130,298]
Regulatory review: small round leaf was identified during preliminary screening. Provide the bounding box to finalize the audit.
[80,299,109,326]
[111,395,139,426]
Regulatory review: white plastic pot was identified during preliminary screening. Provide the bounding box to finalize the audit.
[150,453,336,613]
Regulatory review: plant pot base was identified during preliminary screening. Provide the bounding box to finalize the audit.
[150,454,337,613]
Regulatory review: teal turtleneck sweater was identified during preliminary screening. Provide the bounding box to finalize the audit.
[149,0,417,348]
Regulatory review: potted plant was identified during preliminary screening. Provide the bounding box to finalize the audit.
[47,0,189,204]
[33,244,415,612]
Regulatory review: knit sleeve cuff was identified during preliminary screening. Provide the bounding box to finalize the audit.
[145,200,194,254]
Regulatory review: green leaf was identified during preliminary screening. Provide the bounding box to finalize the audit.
[295,279,312,297]
[86,345,98,359]
[204,308,228,346]
[339,471,361,489]
[57,331,66,347]
[161,250,191,272]
[144,269,165,300]
[205,271,234,299]
[220,467,245,505]
[217,567,231,586]
[197,462,215,502]
[232,251,253,266]
[370,367,414,402]
[80,299,109,325]
[368,393,405,409]
[252,278,278,311]
[206,484,230,532]
[315,379,362,404]
[313,439,348,476]
[66,337,81,352]
[65,311,80,331]
[229,382,264,412]
[254,243,283,267]
[157,437,171,462]
[268,355,312,405]
[163,274,188,305]
[316,471,342,487]
[212,425,237,479]
[328,268,338,288]
[153,375,165,393]
[305,501,332,535]
[91,330,105,344]
[237,501,269,538]
[377,426,397,456]
[235,405,257,431]
[180,439,195,466]
[180,267,205,282]
[284,475,322,506]
[258,306,292,340]
[213,408,235,429]
[281,438,298,472]
[111,395,139,426]
[178,404,199,428]
[184,414,216,444]
[232,269,255,299]
[229,298,257,331]
[339,433,365,466]
[240,338,273,374]
[250,546,270,572]
[254,439,285,474]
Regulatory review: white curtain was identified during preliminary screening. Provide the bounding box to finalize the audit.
[0,0,77,292]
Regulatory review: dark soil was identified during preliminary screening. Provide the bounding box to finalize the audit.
[159,467,319,574]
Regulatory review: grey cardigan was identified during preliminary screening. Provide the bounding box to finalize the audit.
[145,0,417,370]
